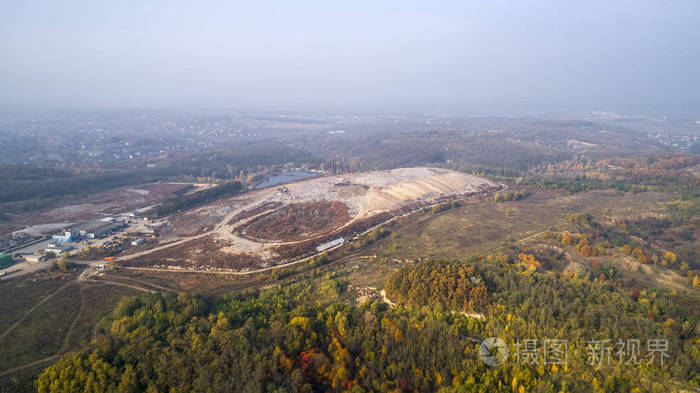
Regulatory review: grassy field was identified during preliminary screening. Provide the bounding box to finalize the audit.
[330,189,688,295]
[100,268,257,296]
[0,284,81,369]
[357,189,672,261]
[63,284,141,349]
[0,270,80,334]
[0,269,140,393]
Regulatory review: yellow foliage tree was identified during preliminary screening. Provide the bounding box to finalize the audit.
[561,234,573,245]
[664,251,677,264]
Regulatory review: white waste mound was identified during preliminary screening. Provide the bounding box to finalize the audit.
[231,167,498,219]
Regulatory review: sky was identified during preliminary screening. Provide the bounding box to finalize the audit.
[1,0,699,115]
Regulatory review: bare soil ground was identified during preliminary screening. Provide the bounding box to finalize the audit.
[104,268,258,295]
[168,210,224,237]
[225,201,283,225]
[1,183,191,235]
[241,201,350,242]
[121,235,263,270]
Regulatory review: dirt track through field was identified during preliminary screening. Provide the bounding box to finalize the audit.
[0,265,161,378]
[0,354,61,377]
[60,285,84,350]
[0,282,74,343]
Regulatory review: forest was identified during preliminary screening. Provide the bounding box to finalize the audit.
[523,154,700,198]
[0,140,317,206]
[145,181,243,218]
[36,255,699,393]
[311,122,664,174]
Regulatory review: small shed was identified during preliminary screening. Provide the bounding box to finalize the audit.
[0,254,13,268]
[24,254,45,263]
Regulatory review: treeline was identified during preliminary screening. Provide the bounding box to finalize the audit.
[0,166,165,204]
[317,130,573,173]
[429,200,461,214]
[526,153,700,198]
[155,141,320,180]
[385,261,488,312]
[146,181,243,218]
[36,255,699,392]
[317,121,669,175]
[666,199,700,225]
[543,212,698,282]
[493,190,529,202]
[529,177,643,195]
[0,141,318,205]
[0,165,72,181]
[350,227,390,250]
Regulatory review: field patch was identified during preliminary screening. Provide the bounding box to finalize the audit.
[358,189,673,261]
[0,284,80,370]
[241,201,350,242]
[0,270,80,334]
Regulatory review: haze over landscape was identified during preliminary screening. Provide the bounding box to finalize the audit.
[2,0,699,114]
[0,2,699,393]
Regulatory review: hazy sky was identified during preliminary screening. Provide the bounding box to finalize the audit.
[1,0,699,114]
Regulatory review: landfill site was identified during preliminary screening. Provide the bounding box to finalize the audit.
[121,167,503,272]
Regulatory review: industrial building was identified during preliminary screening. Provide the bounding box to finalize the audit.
[45,243,74,256]
[78,218,123,239]
[50,218,124,243]
[23,254,45,263]
[0,253,13,268]
[143,222,168,235]
[52,229,79,243]
[316,237,345,252]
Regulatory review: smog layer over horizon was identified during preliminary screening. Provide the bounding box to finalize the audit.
[1,0,699,115]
